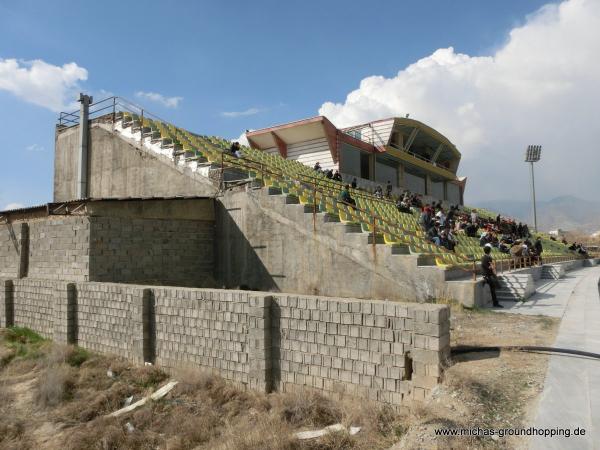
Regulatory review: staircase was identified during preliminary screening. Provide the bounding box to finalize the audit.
[496,273,535,301]
[541,264,565,280]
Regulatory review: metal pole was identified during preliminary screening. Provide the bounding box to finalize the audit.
[77,93,92,199]
[530,161,538,232]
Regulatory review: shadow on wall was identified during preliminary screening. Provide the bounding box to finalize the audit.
[214,202,279,292]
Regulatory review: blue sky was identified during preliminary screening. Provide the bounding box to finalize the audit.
[3,0,595,209]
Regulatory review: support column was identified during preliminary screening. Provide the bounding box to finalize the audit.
[18,223,29,279]
[248,295,272,392]
[133,288,155,365]
[77,93,93,199]
[0,279,14,328]
[53,283,77,344]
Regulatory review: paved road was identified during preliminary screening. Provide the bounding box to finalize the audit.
[510,266,600,449]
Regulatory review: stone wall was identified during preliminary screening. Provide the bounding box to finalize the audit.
[0,278,450,406]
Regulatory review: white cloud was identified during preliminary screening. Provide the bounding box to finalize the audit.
[25,143,45,152]
[221,107,262,118]
[135,91,182,108]
[0,58,88,112]
[319,0,600,203]
[3,203,25,211]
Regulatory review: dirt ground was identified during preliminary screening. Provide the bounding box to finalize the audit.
[0,307,558,450]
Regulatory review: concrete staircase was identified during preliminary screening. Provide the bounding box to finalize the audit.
[497,273,536,301]
[541,264,565,280]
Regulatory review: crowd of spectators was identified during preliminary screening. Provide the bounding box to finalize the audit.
[312,162,587,262]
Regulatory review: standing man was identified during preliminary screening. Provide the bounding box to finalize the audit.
[534,236,543,264]
[482,246,503,308]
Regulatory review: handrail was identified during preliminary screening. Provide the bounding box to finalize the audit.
[67,96,580,273]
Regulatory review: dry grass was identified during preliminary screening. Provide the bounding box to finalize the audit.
[35,364,76,407]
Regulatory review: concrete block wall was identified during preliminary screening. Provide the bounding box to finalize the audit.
[0,223,24,278]
[75,283,136,358]
[28,218,91,281]
[11,279,62,339]
[0,279,450,406]
[152,288,250,385]
[271,295,450,404]
[89,217,214,286]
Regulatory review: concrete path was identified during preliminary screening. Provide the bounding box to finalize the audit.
[498,266,600,449]
[496,269,591,318]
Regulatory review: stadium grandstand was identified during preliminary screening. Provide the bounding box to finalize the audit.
[2,94,586,307]
[245,116,466,205]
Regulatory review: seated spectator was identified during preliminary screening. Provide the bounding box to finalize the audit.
[313,162,322,172]
[351,178,357,189]
[229,141,241,156]
[333,170,343,182]
[338,184,356,207]
[386,181,393,198]
[326,169,333,179]
[428,225,441,246]
[396,198,411,214]
[498,240,510,253]
[436,209,446,228]
[440,229,456,252]
[465,222,478,238]
[419,208,433,232]
[374,185,383,198]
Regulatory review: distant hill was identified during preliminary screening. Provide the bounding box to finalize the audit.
[472,196,600,234]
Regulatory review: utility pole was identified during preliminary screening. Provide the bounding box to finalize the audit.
[525,145,542,232]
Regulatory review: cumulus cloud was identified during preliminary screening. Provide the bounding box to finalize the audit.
[221,107,263,118]
[319,0,600,203]
[135,91,182,108]
[0,58,88,112]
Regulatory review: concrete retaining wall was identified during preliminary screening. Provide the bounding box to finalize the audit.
[54,124,218,202]
[0,278,450,406]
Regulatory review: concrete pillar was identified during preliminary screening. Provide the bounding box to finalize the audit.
[398,164,405,188]
[248,295,273,392]
[77,93,93,199]
[132,288,155,364]
[17,223,29,279]
[0,279,14,328]
[425,175,432,196]
[53,283,77,344]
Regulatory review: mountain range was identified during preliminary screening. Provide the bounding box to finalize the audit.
[472,196,600,234]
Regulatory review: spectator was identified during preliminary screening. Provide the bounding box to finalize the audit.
[436,209,447,228]
[428,225,441,246]
[386,181,393,198]
[440,229,456,252]
[326,169,333,179]
[470,209,478,225]
[338,184,356,207]
[313,162,322,172]
[333,170,343,182]
[396,198,411,214]
[534,237,543,263]
[351,178,357,189]
[419,208,433,232]
[481,246,503,308]
[374,185,383,199]
[230,141,242,158]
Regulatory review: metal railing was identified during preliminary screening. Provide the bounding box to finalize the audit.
[61,95,584,277]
